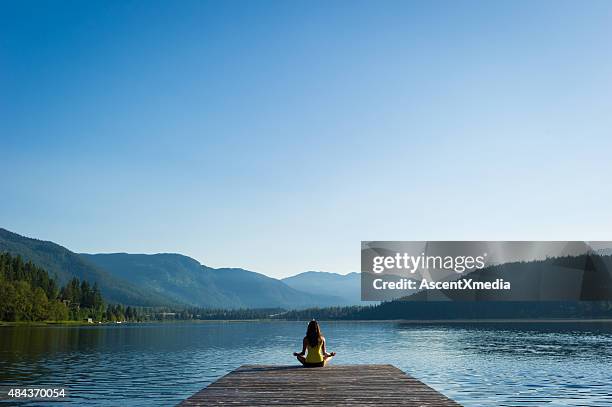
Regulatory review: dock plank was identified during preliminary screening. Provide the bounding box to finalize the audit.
[179,364,461,406]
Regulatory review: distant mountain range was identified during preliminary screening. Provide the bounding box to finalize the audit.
[0,228,170,306]
[81,253,346,309]
[282,271,362,305]
[0,228,360,309]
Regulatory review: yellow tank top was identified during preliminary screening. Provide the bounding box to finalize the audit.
[305,339,324,363]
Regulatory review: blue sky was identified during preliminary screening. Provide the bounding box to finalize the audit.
[1,0,612,278]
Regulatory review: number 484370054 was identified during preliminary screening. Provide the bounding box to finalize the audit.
[7,388,66,398]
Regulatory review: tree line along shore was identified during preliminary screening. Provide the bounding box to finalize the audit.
[2,251,612,324]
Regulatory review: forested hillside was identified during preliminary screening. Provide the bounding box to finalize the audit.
[0,252,105,321]
[0,228,174,306]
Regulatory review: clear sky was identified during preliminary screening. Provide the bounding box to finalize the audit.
[1,0,612,278]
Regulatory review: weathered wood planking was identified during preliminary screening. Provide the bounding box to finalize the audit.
[179,364,461,406]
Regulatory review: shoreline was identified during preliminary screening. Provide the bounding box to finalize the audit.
[2,318,612,327]
[0,320,92,327]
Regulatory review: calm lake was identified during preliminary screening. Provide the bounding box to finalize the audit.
[1,321,612,406]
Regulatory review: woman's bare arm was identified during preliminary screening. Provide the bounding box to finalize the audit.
[321,337,336,357]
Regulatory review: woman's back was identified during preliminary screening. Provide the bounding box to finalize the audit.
[305,337,324,363]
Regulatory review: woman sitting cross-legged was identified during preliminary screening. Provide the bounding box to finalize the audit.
[293,320,336,367]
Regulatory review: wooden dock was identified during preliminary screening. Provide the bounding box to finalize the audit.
[179,364,461,406]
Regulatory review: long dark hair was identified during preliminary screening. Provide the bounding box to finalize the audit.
[306,320,322,347]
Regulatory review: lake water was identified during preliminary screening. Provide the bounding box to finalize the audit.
[1,321,612,406]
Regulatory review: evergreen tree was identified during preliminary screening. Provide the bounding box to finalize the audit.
[0,252,103,322]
